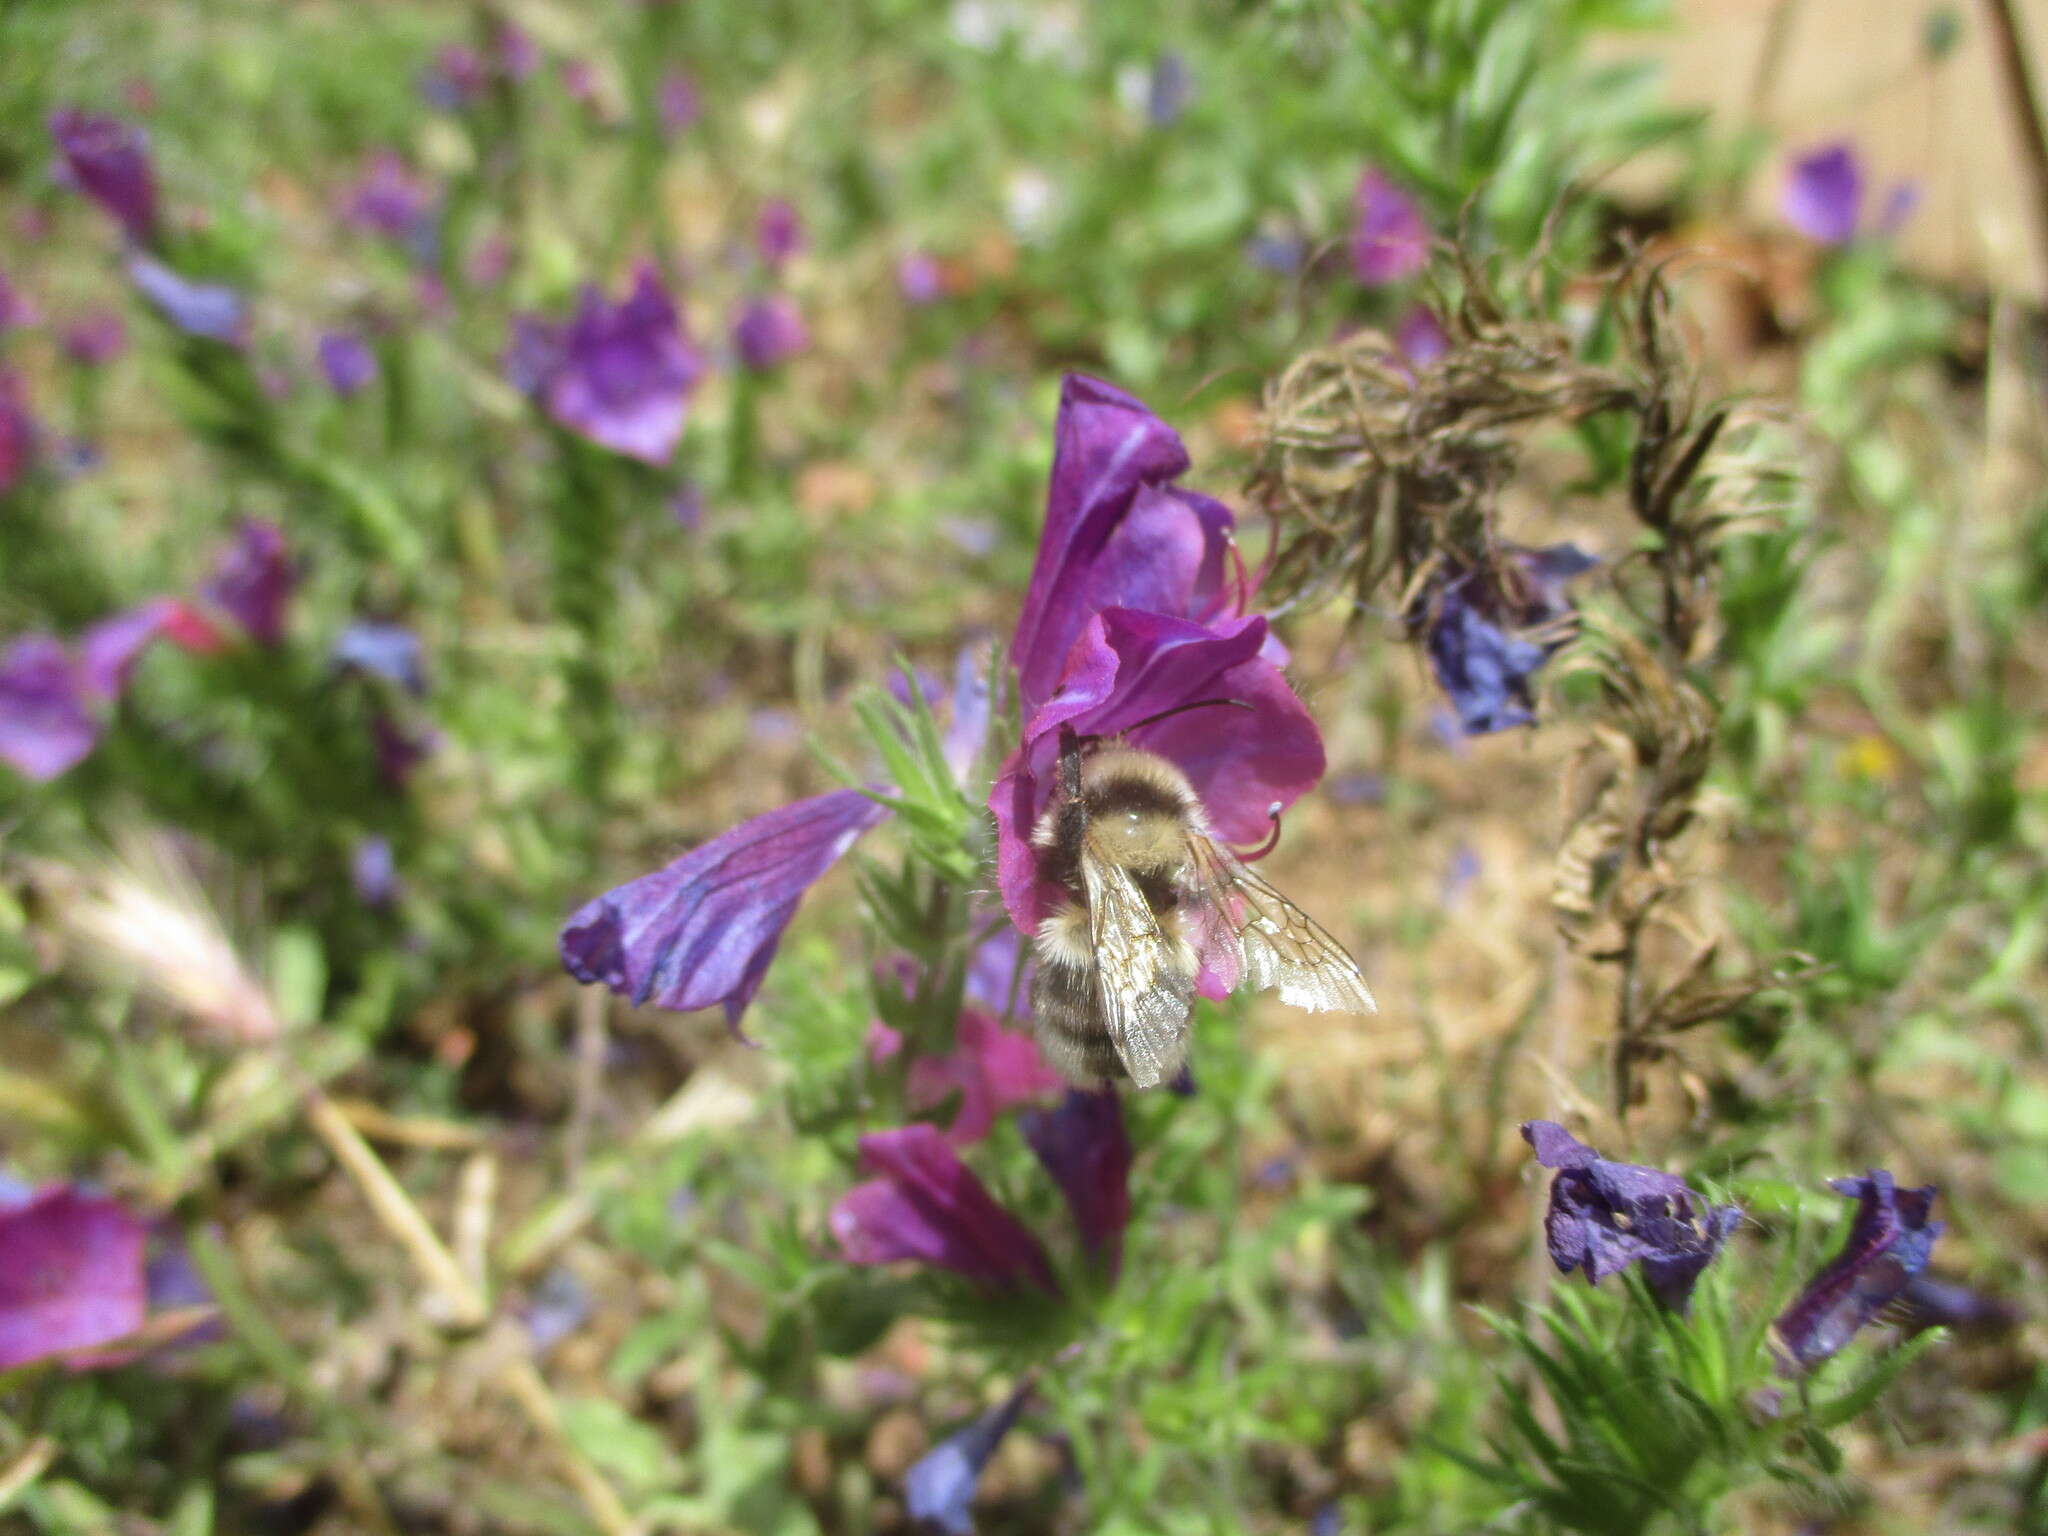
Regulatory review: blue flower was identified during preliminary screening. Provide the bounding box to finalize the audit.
[1420,544,1595,735]
[1771,1171,1942,1374]
[903,1381,1033,1535]
[332,622,425,695]
[126,255,249,347]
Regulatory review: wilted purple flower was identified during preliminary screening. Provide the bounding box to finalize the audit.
[49,108,158,246]
[537,266,704,464]
[316,331,378,396]
[351,835,399,907]
[332,621,424,693]
[422,43,487,110]
[907,1010,1065,1146]
[0,1186,148,1369]
[0,371,37,495]
[828,1124,1058,1293]
[1522,1120,1741,1314]
[1350,168,1430,285]
[1146,51,1192,127]
[202,519,295,647]
[732,294,809,371]
[1021,1088,1132,1273]
[757,198,804,269]
[0,635,98,781]
[1420,543,1595,735]
[657,69,700,137]
[61,311,127,367]
[1395,304,1449,369]
[1782,142,1864,246]
[897,250,944,305]
[904,1381,1034,1536]
[342,151,435,245]
[561,788,890,1028]
[125,255,248,346]
[1771,1170,1942,1373]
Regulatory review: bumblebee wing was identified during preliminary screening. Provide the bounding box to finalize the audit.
[1187,838,1376,1016]
[1080,850,1194,1089]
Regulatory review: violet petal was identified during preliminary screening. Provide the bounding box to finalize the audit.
[1771,1170,1942,1373]
[903,1381,1033,1536]
[202,519,295,647]
[0,635,99,781]
[1349,168,1430,285]
[906,1010,1064,1146]
[829,1125,1058,1292]
[1782,142,1865,246]
[1021,1087,1133,1273]
[332,622,425,694]
[0,1186,148,1370]
[731,294,809,372]
[545,266,704,464]
[125,255,248,347]
[49,108,158,246]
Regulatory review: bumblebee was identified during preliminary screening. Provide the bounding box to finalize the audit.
[1029,725,1375,1088]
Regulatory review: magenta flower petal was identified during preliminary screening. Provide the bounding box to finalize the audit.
[1395,304,1449,368]
[828,1124,1057,1293]
[991,608,1324,936]
[1772,1170,1941,1373]
[341,151,435,244]
[78,597,202,699]
[49,109,159,246]
[61,311,127,367]
[1021,1087,1133,1273]
[203,519,295,647]
[1349,168,1430,285]
[897,250,944,305]
[1010,375,1240,713]
[731,294,810,372]
[545,266,704,464]
[907,1010,1065,1146]
[1782,142,1864,246]
[757,198,805,268]
[125,255,248,347]
[0,635,98,781]
[560,788,890,1026]
[0,1186,148,1370]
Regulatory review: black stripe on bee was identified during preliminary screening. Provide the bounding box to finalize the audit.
[1029,902,1127,1084]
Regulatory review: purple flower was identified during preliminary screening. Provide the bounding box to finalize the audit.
[904,1381,1033,1536]
[1349,168,1430,286]
[0,1186,147,1369]
[342,152,435,245]
[0,635,98,781]
[1021,1087,1133,1274]
[422,43,487,110]
[316,331,378,396]
[1771,1170,1942,1373]
[352,835,399,907]
[1781,142,1864,246]
[0,371,38,495]
[907,1010,1065,1146]
[657,69,701,137]
[1146,51,1192,127]
[1395,304,1449,369]
[1522,1120,1741,1314]
[560,788,890,1028]
[536,266,705,464]
[560,59,600,109]
[1420,543,1595,735]
[78,597,219,698]
[202,519,295,647]
[494,22,540,81]
[332,621,424,694]
[828,1124,1057,1293]
[757,198,805,269]
[49,109,158,246]
[125,255,248,346]
[61,311,127,367]
[897,250,944,305]
[1895,1273,2017,1336]
[731,294,809,372]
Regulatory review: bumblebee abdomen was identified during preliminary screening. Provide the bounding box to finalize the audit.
[1030,903,1126,1084]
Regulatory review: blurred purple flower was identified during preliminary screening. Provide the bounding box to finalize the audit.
[658,69,700,137]
[61,311,127,367]
[48,108,159,246]
[316,331,378,396]
[533,266,705,464]
[1781,142,1864,246]
[732,294,809,371]
[1021,1087,1133,1273]
[78,596,220,699]
[829,1125,1058,1293]
[494,22,540,81]
[1522,1120,1741,1314]
[0,371,38,495]
[897,250,944,305]
[332,621,425,694]
[1395,304,1449,369]
[757,198,804,268]
[0,1186,147,1369]
[1350,168,1430,285]
[343,152,434,244]
[1895,1273,2018,1336]
[1772,1170,1942,1373]
[1420,543,1595,735]
[904,1381,1033,1536]
[352,835,399,907]
[1146,51,1192,127]
[371,710,434,788]
[203,520,294,647]
[0,635,98,781]
[965,924,1026,1014]
[560,788,890,1029]
[422,43,487,110]
[907,1009,1065,1146]
[560,59,600,109]
[125,255,248,346]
